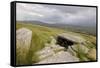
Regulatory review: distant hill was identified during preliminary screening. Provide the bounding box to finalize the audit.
[17,21,96,36]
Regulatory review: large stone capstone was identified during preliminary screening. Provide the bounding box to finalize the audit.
[56,33,85,48]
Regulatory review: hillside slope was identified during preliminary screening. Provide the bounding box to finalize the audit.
[16,22,96,65]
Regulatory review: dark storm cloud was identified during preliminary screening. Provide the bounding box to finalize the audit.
[16,3,96,26]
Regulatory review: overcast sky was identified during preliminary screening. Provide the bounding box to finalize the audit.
[16,3,96,26]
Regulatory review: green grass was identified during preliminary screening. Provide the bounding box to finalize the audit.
[75,44,90,61]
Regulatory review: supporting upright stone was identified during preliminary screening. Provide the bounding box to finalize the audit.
[16,28,32,65]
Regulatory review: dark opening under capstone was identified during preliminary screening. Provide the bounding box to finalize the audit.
[56,36,74,49]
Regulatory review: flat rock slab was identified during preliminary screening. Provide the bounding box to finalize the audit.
[37,51,79,64]
[58,33,85,43]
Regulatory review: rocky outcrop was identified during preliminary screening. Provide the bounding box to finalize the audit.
[36,38,65,60]
[37,51,79,64]
[56,33,91,61]
[16,28,32,64]
[36,36,79,64]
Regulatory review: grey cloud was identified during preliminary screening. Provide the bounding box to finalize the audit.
[16,3,96,26]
